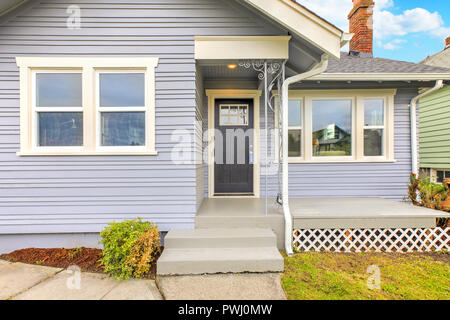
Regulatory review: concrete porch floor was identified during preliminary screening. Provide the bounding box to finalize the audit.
[196,197,449,230]
[291,197,449,229]
[197,198,282,216]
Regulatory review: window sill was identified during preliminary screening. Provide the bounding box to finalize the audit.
[287,159,397,164]
[16,151,158,156]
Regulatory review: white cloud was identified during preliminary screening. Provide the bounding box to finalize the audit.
[296,0,449,48]
[378,39,407,50]
[374,8,443,39]
[295,0,352,30]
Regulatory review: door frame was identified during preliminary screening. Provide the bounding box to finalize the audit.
[206,89,261,198]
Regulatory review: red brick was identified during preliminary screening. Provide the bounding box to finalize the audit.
[348,0,374,55]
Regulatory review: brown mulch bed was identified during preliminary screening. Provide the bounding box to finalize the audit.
[0,247,104,273]
[0,247,163,279]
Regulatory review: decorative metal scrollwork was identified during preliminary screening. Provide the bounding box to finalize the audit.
[238,60,282,80]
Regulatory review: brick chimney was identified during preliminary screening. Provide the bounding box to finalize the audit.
[446,37,450,49]
[348,0,375,57]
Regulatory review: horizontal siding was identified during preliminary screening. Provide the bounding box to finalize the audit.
[0,0,282,235]
[419,86,450,169]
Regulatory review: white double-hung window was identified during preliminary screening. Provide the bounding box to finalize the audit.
[34,71,84,149]
[16,57,158,156]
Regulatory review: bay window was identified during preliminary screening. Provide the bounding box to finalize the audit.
[16,57,158,156]
[278,89,395,162]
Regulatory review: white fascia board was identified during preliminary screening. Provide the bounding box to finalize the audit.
[243,0,343,59]
[194,36,291,60]
[308,73,450,81]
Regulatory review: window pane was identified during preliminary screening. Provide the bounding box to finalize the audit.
[38,112,83,146]
[312,99,352,157]
[220,105,248,125]
[99,73,145,107]
[437,171,444,183]
[364,129,384,156]
[288,129,301,157]
[288,99,302,127]
[36,73,82,107]
[101,112,145,146]
[364,99,384,126]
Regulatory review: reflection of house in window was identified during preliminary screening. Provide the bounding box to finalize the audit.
[313,124,351,156]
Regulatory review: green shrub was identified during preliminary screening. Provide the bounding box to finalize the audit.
[408,173,448,210]
[99,218,161,280]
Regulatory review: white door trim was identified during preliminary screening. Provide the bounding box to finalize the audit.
[206,89,261,198]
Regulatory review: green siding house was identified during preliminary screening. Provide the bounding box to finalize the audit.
[419,37,450,182]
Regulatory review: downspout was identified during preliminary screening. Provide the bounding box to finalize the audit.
[410,80,444,176]
[281,54,329,256]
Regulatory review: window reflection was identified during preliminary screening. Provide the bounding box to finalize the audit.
[101,112,145,146]
[99,73,145,107]
[38,112,83,146]
[36,73,82,107]
[312,99,352,157]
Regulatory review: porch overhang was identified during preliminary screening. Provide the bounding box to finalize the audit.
[194,36,291,61]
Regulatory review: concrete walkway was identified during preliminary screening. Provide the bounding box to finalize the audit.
[0,260,162,300]
[0,260,286,300]
[157,273,287,300]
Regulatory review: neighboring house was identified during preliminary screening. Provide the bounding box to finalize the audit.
[312,124,351,157]
[419,37,450,182]
[0,0,449,273]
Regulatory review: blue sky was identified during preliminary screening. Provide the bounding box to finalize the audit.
[296,0,450,63]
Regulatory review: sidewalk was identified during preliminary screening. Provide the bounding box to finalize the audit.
[0,259,286,300]
[0,260,162,300]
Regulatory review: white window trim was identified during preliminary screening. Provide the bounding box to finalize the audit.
[16,57,159,156]
[275,89,397,163]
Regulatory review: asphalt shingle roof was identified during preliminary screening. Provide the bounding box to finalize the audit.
[326,52,450,74]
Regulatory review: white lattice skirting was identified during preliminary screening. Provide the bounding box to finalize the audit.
[293,227,450,253]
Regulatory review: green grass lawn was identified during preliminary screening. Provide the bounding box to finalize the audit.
[281,251,450,300]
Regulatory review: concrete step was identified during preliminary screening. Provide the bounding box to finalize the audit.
[157,246,284,275]
[164,228,277,249]
[195,215,285,249]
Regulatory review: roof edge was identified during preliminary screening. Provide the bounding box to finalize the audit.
[309,73,450,81]
[242,0,343,59]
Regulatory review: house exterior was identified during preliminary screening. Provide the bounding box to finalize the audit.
[0,0,449,269]
[419,38,450,182]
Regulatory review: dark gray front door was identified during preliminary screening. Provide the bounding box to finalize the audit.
[214,99,254,195]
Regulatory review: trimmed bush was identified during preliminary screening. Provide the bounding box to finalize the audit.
[99,218,161,280]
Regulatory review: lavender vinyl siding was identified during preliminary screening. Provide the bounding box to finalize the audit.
[0,0,283,238]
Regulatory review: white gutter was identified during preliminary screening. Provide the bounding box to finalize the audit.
[410,80,444,175]
[281,54,329,256]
